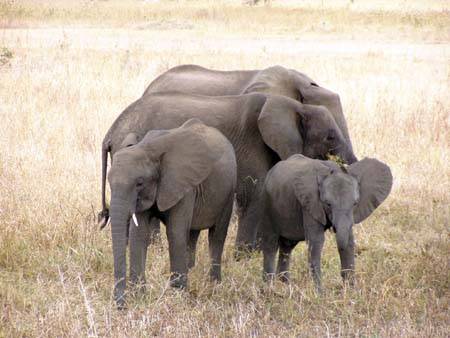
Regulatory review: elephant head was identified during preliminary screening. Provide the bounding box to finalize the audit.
[107,119,223,306]
[293,157,392,273]
[257,95,356,164]
[244,65,355,158]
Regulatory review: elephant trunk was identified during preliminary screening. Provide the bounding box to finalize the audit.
[333,212,353,251]
[110,195,130,308]
[334,142,357,165]
[343,149,357,165]
[335,223,351,250]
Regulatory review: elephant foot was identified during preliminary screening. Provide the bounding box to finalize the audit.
[262,272,275,283]
[341,270,355,287]
[129,280,147,297]
[170,273,188,289]
[209,264,221,282]
[114,294,127,310]
[278,271,290,284]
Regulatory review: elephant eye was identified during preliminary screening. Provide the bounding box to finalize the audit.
[326,134,335,142]
[136,177,144,188]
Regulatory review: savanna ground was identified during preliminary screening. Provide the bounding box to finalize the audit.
[0,0,449,336]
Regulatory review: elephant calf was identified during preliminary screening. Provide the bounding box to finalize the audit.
[261,154,392,290]
[107,119,237,307]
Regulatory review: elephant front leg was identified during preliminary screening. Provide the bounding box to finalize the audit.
[166,194,194,289]
[306,224,325,293]
[188,230,200,270]
[338,231,355,285]
[129,211,152,293]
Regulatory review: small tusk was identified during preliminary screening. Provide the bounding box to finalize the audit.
[106,217,111,227]
[132,213,139,227]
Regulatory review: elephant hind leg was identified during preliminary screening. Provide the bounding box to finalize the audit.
[188,230,201,270]
[208,195,233,282]
[148,217,161,243]
[277,236,298,283]
[261,214,278,282]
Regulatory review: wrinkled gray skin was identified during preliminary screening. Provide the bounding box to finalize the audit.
[262,155,392,290]
[99,92,356,254]
[108,119,236,308]
[143,64,354,155]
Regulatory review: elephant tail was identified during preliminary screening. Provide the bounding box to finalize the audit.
[98,140,111,229]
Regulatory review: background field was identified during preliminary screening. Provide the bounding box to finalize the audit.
[0,0,449,336]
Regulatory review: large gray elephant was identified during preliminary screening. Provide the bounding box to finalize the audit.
[261,155,392,290]
[142,64,354,154]
[108,119,236,307]
[99,92,356,254]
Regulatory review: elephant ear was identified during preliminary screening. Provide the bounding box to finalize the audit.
[120,133,139,148]
[348,158,393,224]
[156,119,224,211]
[292,157,331,225]
[244,66,299,99]
[257,95,304,160]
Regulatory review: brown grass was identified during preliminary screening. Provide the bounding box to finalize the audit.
[0,0,449,337]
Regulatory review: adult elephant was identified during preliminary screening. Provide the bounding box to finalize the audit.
[99,92,356,253]
[142,64,354,154]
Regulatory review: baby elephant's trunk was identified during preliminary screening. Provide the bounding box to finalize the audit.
[109,195,130,309]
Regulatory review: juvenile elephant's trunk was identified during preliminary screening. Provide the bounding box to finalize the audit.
[333,211,355,281]
[335,223,351,250]
[333,211,353,251]
[110,195,129,308]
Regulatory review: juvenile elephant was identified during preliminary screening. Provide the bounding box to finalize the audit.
[261,155,392,290]
[107,119,236,307]
[143,64,354,154]
[99,92,356,254]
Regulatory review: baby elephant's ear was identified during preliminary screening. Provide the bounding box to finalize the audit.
[156,121,224,211]
[348,158,393,224]
[293,160,330,225]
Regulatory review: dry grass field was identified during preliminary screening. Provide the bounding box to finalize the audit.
[0,0,449,336]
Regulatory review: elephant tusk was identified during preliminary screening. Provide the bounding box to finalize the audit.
[132,213,139,227]
[106,217,111,227]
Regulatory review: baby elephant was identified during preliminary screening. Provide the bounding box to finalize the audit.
[107,119,236,307]
[261,154,392,290]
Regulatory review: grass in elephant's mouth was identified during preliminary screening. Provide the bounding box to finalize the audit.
[0,0,449,337]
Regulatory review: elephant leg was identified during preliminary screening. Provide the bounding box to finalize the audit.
[148,217,161,243]
[129,211,152,292]
[262,217,278,282]
[208,195,233,282]
[306,224,325,292]
[166,193,194,289]
[338,230,355,284]
[277,237,298,283]
[188,230,201,270]
[234,188,263,257]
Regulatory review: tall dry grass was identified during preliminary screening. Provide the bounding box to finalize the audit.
[0,0,449,337]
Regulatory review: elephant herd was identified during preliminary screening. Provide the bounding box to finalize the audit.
[97,65,393,308]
